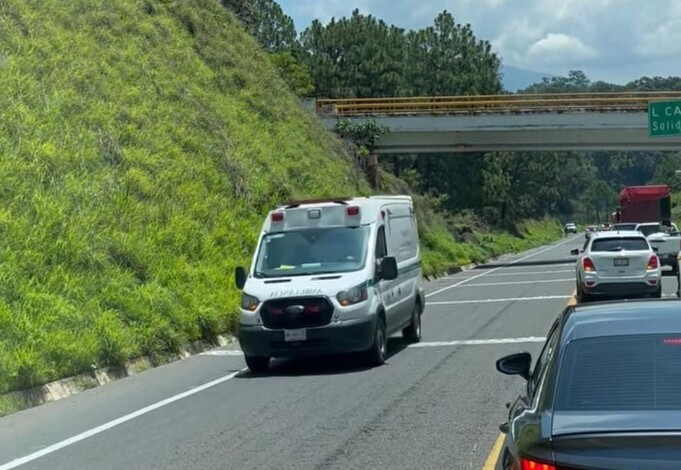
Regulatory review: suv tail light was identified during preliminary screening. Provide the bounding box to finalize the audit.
[520,457,557,470]
[647,255,659,270]
[583,257,595,272]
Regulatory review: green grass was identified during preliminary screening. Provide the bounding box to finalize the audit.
[421,217,563,276]
[671,193,681,224]
[0,395,22,418]
[0,0,563,395]
[0,0,368,393]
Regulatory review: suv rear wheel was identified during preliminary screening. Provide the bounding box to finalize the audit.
[245,355,270,373]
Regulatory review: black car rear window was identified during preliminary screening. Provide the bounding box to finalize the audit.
[590,237,649,252]
[555,335,681,411]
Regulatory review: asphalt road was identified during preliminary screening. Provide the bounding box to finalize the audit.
[1,234,678,470]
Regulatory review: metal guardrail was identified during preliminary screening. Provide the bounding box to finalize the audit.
[315,92,681,116]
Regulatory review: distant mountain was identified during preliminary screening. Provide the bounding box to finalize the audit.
[501,65,555,92]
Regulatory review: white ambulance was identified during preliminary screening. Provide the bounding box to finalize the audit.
[235,195,425,373]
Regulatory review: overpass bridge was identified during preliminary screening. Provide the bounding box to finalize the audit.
[312,92,681,153]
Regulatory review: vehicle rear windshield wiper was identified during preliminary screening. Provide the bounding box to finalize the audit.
[606,247,624,251]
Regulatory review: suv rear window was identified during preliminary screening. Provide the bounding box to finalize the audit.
[612,224,637,231]
[555,334,681,411]
[638,224,660,236]
[590,237,649,252]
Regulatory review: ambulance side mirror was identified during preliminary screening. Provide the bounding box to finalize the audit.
[235,267,247,290]
[379,256,398,281]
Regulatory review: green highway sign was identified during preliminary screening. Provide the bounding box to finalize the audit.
[649,100,681,137]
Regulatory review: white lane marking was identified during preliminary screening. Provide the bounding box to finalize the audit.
[425,236,580,299]
[428,295,572,305]
[409,337,546,347]
[464,278,574,288]
[427,293,679,304]
[198,337,552,357]
[201,350,244,356]
[485,269,574,277]
[0,369,247,470]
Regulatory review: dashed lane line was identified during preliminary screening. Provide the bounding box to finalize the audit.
[464,278,573,288]
[425,236,580,299]
[200,337,548,356]
[427,295,572,306]
[409,337,546,348]
[484,269,574,277]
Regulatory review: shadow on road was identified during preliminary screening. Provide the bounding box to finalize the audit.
[235,337,410,379]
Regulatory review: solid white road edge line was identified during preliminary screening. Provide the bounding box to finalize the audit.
[425,235,579,299]
[201,350,245,356]
[0,368,248,470]
[464,278,574,287]
[409,337,546,347]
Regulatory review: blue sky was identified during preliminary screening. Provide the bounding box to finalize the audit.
[277,0,681,84]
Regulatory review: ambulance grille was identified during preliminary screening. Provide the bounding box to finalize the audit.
[260,297,334,329]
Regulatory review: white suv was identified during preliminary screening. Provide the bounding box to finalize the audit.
[571,231,661,302]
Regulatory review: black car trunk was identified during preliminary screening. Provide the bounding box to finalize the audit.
[552,432,681,469]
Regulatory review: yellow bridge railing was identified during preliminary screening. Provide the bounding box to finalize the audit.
[315,92,681,116]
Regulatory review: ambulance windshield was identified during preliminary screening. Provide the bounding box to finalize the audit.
[254,226,370,278]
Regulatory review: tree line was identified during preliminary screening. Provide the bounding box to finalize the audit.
[222,0,681,226]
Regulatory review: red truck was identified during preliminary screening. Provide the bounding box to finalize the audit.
[612,185,672,224]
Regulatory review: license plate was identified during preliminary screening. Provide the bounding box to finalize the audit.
[614,258,629,267]
[284,329,307,342]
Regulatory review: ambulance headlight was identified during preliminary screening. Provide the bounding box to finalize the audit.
[337,283,368,306]
[240,293,260,312]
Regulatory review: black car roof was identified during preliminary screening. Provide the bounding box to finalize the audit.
[562,300,681,344]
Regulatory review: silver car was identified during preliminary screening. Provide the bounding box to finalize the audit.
[571,230,662,302]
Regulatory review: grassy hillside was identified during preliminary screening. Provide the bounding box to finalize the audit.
[0,0,374,393]
[0,0,562,396]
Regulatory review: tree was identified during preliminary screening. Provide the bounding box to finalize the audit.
[300,10,409,98]
[221,0,256,32]
[269,51,315,96]
[522,70,592,94]
[578,180,617,223]
[406,11,502,96]
[222,0,296,51]
[649,153,681,185]
[625,76,681,91]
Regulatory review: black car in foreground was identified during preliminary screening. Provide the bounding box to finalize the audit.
[495,299,681,470]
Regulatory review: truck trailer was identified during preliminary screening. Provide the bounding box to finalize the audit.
[612,185,672,224]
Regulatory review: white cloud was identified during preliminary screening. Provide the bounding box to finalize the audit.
[279,0,681,82]
[634,19,681,58]
[526,33,597,64]
[634,2,681,59]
